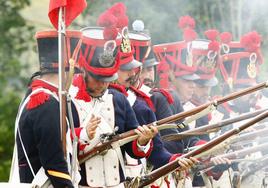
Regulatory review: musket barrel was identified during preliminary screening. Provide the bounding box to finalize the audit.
[221,142,268,159]
[232,127,268,143]
[158,81,267,126]
[138,110,268,187]
[156,104,208,125]
[217,82,267,104]
[163,108,268,141]
[58,7,67,158]
[241,155,268,181]
[196,142,268,171]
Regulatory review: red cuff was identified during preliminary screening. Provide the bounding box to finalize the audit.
[132,139,153,157]
[169,153,182,163]
[206,169,223,180]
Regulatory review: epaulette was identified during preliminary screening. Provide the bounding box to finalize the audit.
[130,86,155,111]
[26,91,50,110]
[152,88,174,104]
[109,83,128,96]
[72,74,91,102]
[26,79,58,110]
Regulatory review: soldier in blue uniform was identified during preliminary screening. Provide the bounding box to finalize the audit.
[152,21,207,152]
[114,25,175,174]
[15,30,83,188]
[126,20,190,155]
[111,18,198,187]
[153,16,233,187]
[70,8,160,187]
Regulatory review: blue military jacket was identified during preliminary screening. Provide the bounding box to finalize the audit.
[17,79,78,188]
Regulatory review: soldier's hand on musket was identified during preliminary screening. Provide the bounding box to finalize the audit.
[211,156,231,165]
[86,114,101,140]
[178,157,199,171]
[135,125,158,145]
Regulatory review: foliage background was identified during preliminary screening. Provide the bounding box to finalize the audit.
[0,0,267,181]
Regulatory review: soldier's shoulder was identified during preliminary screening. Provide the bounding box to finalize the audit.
[151,88,174,104]
[26,89,58,110]
[108,84,128,96]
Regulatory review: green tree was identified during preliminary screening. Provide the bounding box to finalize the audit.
[0,0,34,181]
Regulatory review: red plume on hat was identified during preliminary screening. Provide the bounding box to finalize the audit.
[97,11,118,40]
[208,40,220,52]
[178,15,196,29]
[178,16,198,42]
[108,2,127,17]
[204,29,220,51]
[79,5,122,78]
[116,15,129,29]
[108,2,128,30]
[220,32,232,44]
[240,31,261,52]
[183,28,197,42]
[204,29,219,41]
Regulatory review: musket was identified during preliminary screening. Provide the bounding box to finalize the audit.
[183,126,268,154]
[79,82,268,164]
[241,155,268,182]
[193,142,268,172]
[78,123,177,164]
[132,110,268,188]
[58,7,68,157]
[163,108,268,141]
[230,126,268,144]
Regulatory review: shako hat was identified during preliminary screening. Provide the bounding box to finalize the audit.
[153,16,199,88]
[35,30,82,73]
[129,20,151,63]
[219,31,263,90]
[79,9,121,82]
[118,27,143,70]
[190,29,221,87]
